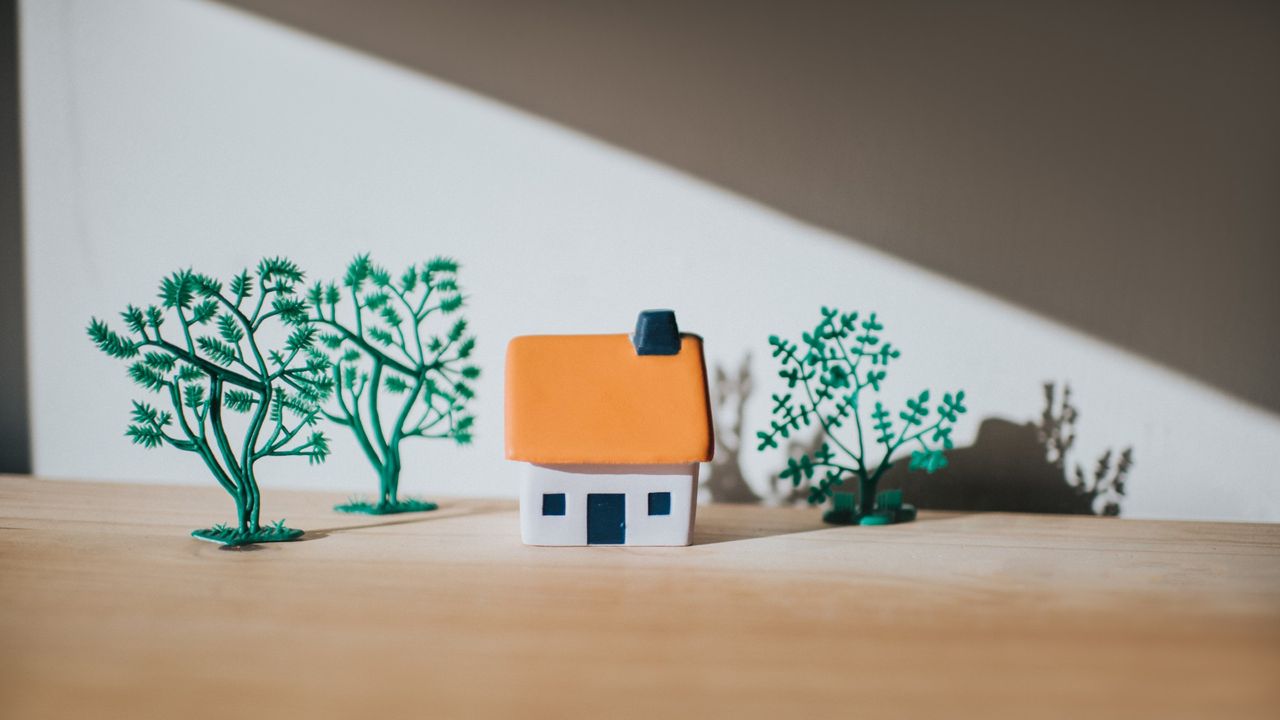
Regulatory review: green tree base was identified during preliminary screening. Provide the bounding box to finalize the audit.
[190,522,304,546]
[333,498,440,515]
[822,504,918,526]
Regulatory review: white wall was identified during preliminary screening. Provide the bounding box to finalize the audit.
[21,0,1280,521]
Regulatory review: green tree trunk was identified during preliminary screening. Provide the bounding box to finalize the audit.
[235,486,252,533]
[380,447,402,508]
[246,473,261,532]
[859,477,878,517]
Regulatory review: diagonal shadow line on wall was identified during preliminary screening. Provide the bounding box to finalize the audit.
[213,0,1280,414]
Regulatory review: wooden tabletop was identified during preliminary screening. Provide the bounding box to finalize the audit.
[1,476,1278,719]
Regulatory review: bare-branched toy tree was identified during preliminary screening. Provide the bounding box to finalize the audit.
[310,255,478,514]
[757,307,968,525]
[88,259,335,545]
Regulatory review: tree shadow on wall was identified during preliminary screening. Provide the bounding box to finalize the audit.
[705,355,1133,516]
[704,352,763,503]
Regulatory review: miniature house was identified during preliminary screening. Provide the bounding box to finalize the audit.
[505,310,714,546]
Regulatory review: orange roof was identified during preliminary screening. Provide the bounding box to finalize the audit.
[505,333,713,464]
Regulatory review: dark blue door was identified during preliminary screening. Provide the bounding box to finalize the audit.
[587,493,626,545]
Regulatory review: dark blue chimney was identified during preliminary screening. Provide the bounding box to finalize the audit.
[632,310,681,355]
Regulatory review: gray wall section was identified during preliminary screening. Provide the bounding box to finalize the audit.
[218,0,1280,412]
[1,0,29,473]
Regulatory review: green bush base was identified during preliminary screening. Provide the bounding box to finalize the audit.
[333,498,440,515]
[823,504,918,526]
[190,523,304,546]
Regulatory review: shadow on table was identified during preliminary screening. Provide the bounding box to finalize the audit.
[690,505,828,546]
[691,507,979,546]
[292,501,511,543]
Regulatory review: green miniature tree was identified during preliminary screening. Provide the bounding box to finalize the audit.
[757,307,968,525]
[309,255,478,515]
[87,259,335,546]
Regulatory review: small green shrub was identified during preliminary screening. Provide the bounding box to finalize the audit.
[88,259,334,544]
[758,307,968,524]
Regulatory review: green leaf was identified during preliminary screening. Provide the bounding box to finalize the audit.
[190,299,218,325]
[780,455,816,486]
[257,257,305,286]
[448,318,467,343]
[224,389,258,412]
[143,351,177,371]
[931,425,954,449]
[426,256,458,273]
[270,390,286,423]
[217,314,244,345]
[128,362,167,391]
[159,270,196,309]
[285,325,317,353]
[282,392,319,419]
[306,432,330,464]
[439,295,463,314]
[121,306,146,335]
[191,273,221,298]
[368,327,394,347]
[909,449,949,473]
[196,336,238,366]
[88,318,140,359]
[271,297,309,326]
[230,270,253,303]
[400,265,418,292]
[344,254,372,290]
[363,291,389,310]
[130,400,160,425]
[183,383,206,410]
[299,374,334,402]
[460,365,480,379]
[303,350,332,375]
[176,364,203,382]
[385,375,408,394]
[126,424,164,449]
[341,348,361,363]
[145,306,164,331]
[455,337,476,359]
[379,305,402,328]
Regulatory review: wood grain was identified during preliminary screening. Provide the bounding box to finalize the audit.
[2,476,1278,719]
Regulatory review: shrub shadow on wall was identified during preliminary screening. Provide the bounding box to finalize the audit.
[704,355,1133,516]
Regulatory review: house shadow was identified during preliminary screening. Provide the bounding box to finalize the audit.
[876,382,1132,515]
[690,504,828,545]
[877,418,1118,514]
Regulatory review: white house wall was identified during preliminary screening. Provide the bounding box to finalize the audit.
[520,464,697,546]
[21,0,1280,521]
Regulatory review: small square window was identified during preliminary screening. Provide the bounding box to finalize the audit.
[542,493,566,516]
[648,492,671,516]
